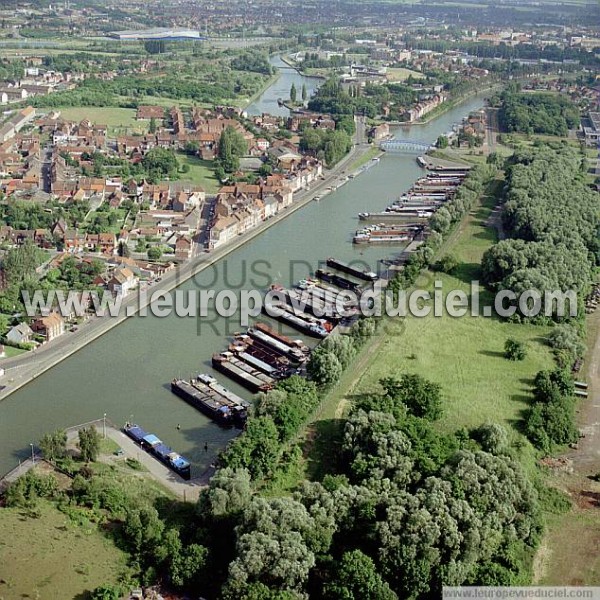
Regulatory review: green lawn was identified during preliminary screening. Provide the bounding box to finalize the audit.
[178,153,220,193]
[0,500,128,599]
[59,107,145,135]
[386,67,425,82]
[1,346,28,358]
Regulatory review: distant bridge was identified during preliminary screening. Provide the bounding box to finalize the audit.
[380,139,433,153]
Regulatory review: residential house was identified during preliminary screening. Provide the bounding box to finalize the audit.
[6,322,33,345]
[30,313,65,342]
[175,236,195,260]
[107,267,138,296]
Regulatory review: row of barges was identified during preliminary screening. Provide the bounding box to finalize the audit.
[356,167,469,242]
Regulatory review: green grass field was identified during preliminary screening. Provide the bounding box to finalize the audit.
[1,346,28,358]
[59,107,145,135]
[0,500,128,599]
[386,67,425,82]
[178,153,220,193]
[347,146,382,172]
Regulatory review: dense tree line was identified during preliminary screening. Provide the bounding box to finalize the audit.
[198,374,546,598]
[299,126,352,167]
[498,89,580,136]
[481,145,599,319]
[404,38,600,69]
[230,50,274,76]
[525,368,578,452]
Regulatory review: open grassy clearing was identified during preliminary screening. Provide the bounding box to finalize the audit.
[1,345,28,358]
[177,153,220,193]
[0,499,128,599]
[59,106,145,135]
[386,67,425,82]
[347,146,382,171]
[536,477,600,586]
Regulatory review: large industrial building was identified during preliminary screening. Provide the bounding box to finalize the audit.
[108,28,204,41]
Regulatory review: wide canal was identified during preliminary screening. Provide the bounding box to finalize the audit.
[0,65,487,476]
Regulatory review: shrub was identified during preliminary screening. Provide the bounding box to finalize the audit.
[504,338,527,361]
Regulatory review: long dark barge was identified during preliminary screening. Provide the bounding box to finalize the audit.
[314,269,361,292]
[212,352,275,393]
[236,330,307,366]
[271,284,349,320]
[263,300,331,338]
[123,424,191,479]
[170,375,248,427]
[245,325,309,363]
[228,341,292,379]
[326,257,378,282]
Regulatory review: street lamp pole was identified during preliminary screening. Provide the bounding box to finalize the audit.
[103,413,107,439]
[30,443,35,464]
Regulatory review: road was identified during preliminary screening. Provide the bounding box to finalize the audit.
[486,107,499,150]
[0,133,374,402]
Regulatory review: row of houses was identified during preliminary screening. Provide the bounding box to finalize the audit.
[0,106,36,143]
[403,93,447,122]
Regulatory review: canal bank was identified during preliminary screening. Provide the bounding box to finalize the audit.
[0,138,371,405]
[0,84,488,477]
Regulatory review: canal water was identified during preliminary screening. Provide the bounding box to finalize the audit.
[245,55,321,118]
[0,65,487,476]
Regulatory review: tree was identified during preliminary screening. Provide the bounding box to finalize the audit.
[324,550,398,599]
[225,497,317,595]
[301,83,307,102]
[218,125,248,173]
[201,467,253,517]
[141,147,178,179]
[170,543,209,587]
[91,585,123,600]
[2,240,44,285]
[0,313,9,336]
[149,117,157,133]
[78,426,101,462]
[220,416,280,479]
[433,253,458,274]
[123,505,165,554]
[307,348,342,388]
[39,429,67,461]
[436,135,449,149]
[474,423,509,455]
[118,241,130,258]
[548,324,584,365]
[380,374,443,420]
[290,83,297,103]
[504,338,527,361]
[147,246,163,261]
[320,334,356,368]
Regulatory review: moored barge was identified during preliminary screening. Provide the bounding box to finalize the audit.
[326,257,378,281]
[170,376,248,427]
[212,352,275,393]
[123,424,191,479]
